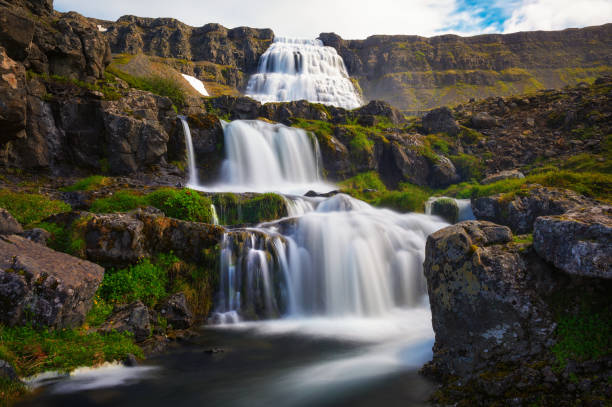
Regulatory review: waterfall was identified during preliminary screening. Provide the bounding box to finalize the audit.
[179,116,199,186]
[245,37,362,110]
[211,194,448,322]
[210,204,219,225]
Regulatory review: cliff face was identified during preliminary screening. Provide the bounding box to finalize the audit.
[95,16,274,90]
[320,25,612,111]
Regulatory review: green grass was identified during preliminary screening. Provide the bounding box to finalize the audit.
[106,66,186,107]
[512,234,533,244]
[449,154,484,182]
[0,325,142,378]
[89,190,145,213]
[99,258,168,308]
[339,171,431,213]
[27,71,122,101]
[0,190,71,227]
[62,176,111,192]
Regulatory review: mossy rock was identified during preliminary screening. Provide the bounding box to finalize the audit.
[431,198,459,223]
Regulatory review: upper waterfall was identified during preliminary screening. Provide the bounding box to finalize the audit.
[245,37,363,110]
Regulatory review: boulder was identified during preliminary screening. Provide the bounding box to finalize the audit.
[470,112,500,129]
[0,208,23,235]
[352,100,404,126]
[428,155,460,188]
[424,221,555,376]
[99,301,152,342]
[421,107,459,137]
[430,198,459,224]
[481,169,525,185]
[471,186,594,234]
[21,228,51,245]
[534,205,611,279]
[159,292,193,329]
[0,234,104,328]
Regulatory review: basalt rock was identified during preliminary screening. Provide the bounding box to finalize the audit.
[0,234,104,328]
[472,186,595,234]
[534,205,612,279]
[159,292,193,329]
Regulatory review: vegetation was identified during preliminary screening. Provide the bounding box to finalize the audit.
[99,258,168,308]
[211,193,287,225]
[339,171,430,213]
[106,66,186,107]
[26,71,122,101]
[62,176,111,192]
[0,190,70,227]
[37,217,88,258]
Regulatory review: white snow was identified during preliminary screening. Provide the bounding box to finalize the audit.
[181,73,209,96]
[97,25,107,32]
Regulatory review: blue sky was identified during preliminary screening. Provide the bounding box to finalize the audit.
[55,0,612,39]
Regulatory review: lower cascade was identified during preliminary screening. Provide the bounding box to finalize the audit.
[245,37,363,110]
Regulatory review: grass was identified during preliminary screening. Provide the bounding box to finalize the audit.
[339,171,430,213]
[89,190,145,213]
[99,258,168,308]
[37,219,87,257]
[62,176,111,192]
[106,66,186,107]
[0,190,71,227]
[26,71,122,101]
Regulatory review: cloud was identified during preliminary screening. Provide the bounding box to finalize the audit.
[54,0,611,39]
[503,0,612,32]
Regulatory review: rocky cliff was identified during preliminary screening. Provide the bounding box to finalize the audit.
[320,25,612,111]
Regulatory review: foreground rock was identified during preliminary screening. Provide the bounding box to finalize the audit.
[424,221,555,376]
[160,292,193,329]
[472,186,595,234]
[534,205,612,279]
[99,301,152,342]
[0,234,104,328]
[0,208,23,235]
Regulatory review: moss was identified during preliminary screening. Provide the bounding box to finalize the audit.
[211,193,287,225]
[61,176,111,192]
[27,70,122,101]
[89,190,145,213]
[145,188,213,223]
[100,258,168,308]
[106,66,186,107]
[449,154,484,181]
[0,190,71,227]
[37,217,88,258]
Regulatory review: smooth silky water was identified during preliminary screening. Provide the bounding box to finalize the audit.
[21,42,447,406]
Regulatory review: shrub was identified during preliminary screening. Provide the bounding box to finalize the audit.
[0,190,70,226]
[99,259,168,308]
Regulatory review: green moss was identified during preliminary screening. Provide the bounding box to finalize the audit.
[89,190,145,213]
[0,190,71,227]
[449,154,484,181]
[145,188,212,223]
[27,70,122,101]
[100,258,168,308]
[62,176,111,192]
[106,67,186,107]
[512,234,533,245]
[0,325,142,378]
[211,193,287,225]
[37,218,88,258]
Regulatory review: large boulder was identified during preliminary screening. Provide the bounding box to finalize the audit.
[0,234,104,328]
[424,221,556,376]
[534,205,611,279]
[159,292,193,329]
[99,301,152,342]
[472,186,594,234]
[421,107,459,137]
[0,208,23,235]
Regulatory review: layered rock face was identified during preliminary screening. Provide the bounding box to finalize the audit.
[320,25,612,111]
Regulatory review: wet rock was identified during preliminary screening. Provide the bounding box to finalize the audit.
[430,198,459,224]
[0,234,104,328]
[481,169,525,185]
[421,107,459,136]
[0,208,23,235]
[472,186,594,234]
[471,112,500,129]
[423,221,555,376]
[159,292,193,330]
[534,205,611,279]
[99,301,152,342]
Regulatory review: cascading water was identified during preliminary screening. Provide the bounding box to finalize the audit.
[245,37,362,110]
[179,116,199,186]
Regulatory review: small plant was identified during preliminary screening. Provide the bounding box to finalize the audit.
[99,259,168,308]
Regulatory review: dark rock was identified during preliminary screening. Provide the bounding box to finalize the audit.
[472,186,594,234]
[0,234,104,328]
[430,198,459,224]
[304,190,339,198]
[428,155,460,187]
[421,107,459,136]
[0,208,23,235]
[534,205,611,279]
[0,359,18,381]
[471,112,500,129]
[481,169,525,185]
[424,221,555,376]
[0,46,27,143]
[99,301,152,342]
[159,292,193,329]
[352,100,404,126]
[123,353,138,367]
[21,228,51,245]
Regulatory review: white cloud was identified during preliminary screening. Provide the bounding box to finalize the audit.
[54,0,612,39]
[503,0,612,33]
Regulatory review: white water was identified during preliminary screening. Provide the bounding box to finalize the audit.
[245,37,362,110]
[425,196,475,222]
[192,120,335,195]
[179,116,199,186]
[181,73,209,96]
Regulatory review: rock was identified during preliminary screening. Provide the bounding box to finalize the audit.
[471,112,500,129]
[0,234,104,328]
[428,155,460,187]
[208,95,261,120]
[472,186,594,234]
[99,301,152,342]
[534,205,612,279]
[123,353,138,367]
[0,208,23,235]
[481,170,525,185]
[21,228,51,245]
[0,46,27,143]
[352,100,404,126]
[423,221,555,376]
[430,198,459,224]
[0,359,18,381]
[159,292,193,329]
[421,107,459,136]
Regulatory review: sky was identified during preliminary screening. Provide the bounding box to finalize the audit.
[55,0,612,39]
